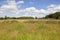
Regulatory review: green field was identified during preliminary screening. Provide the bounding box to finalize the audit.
[0,19,60,40]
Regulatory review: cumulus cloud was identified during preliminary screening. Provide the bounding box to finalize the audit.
[22,5,60,15]
[0,0,60,17]
[47,4,60,14]
[0,0,24,14]
[24,7,40,13]
[21,4,60,17]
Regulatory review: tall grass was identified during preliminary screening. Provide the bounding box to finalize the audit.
[0,20,60,40]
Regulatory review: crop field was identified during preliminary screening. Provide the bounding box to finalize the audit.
[0,19,60,40]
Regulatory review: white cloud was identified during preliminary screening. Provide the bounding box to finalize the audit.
[0,0,60,17]
[24,7,38,12]
[47,4,60,14]
[0,0,24,14]
[20,4,60,17]
[17,1,24,4]
[20,7,46,17]
[28,4,60,15]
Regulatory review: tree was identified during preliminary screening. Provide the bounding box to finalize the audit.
[5,16,7,19]
[35,17,37,19]
[45,12,60,19]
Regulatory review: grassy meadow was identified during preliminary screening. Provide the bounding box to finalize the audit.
[0,19,60,40]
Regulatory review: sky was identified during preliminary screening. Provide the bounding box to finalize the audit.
[0,0,60,18]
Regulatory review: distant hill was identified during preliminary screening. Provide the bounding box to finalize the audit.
[45,12,60,19]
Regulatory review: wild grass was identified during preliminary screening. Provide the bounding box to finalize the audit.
[0,20,60,40]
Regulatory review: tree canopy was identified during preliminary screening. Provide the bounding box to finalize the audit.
[45,12,60,19]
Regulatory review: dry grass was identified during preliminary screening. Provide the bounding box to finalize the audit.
[0,19,60,40]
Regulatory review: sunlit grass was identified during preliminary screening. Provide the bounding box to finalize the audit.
[0,20,60,40]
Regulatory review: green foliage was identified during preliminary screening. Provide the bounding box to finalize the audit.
[45,12,60,19]
[18,16,34,19]
[0,17,4,20]
[0,16,35,19]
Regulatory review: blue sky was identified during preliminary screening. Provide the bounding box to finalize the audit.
[0,0,60,18]
[19,0,60,9]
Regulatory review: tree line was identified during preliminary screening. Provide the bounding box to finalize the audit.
[0,16,38,20]
[45,12,60,19]
[0,12,60,20]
